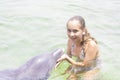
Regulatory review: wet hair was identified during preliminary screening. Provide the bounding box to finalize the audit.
[66,16,86,29]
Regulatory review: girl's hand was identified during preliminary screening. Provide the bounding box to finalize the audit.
[55,54,68,68]
[57,54,67,62]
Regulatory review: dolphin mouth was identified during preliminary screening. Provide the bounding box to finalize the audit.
[55,54,64,68]
[55,61,61,69]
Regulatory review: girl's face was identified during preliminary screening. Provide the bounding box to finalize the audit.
[67,20,83,41]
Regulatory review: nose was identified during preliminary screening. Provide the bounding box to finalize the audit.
[70,32,74,37]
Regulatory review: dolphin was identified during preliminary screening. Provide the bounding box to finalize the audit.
[0,49,64,80]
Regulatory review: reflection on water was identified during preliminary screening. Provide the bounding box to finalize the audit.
[0,0,120,80]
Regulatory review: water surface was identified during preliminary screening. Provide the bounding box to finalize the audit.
[0,0,120,80]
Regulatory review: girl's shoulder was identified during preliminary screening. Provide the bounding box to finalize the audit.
[84,38,98,52]
[84,38,97,46]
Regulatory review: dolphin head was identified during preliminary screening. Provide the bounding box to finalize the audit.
[52,48,64,61]
[0,49,65,80]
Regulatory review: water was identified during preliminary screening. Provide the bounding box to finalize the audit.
[0,0,120,80]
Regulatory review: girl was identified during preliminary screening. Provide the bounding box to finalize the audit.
[57,16,101,80]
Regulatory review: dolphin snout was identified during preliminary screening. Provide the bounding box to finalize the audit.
[52,48,64,60]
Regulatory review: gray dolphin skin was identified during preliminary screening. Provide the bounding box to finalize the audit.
[0,49,64,80]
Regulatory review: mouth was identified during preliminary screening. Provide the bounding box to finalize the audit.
[69,36,76,39]
[70,37,76,40]
[55,61,61,69]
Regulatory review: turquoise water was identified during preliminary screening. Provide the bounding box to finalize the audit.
[0,0,120,80]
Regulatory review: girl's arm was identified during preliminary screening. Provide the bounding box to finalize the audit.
[82,40,99,67]
[57,39,84,66]
[57,54,84,66]
[57,40,98,67]
[66,39,72,57]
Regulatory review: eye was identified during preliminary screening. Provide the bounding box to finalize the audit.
[73,30,78,33]
[67,29,71,32]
